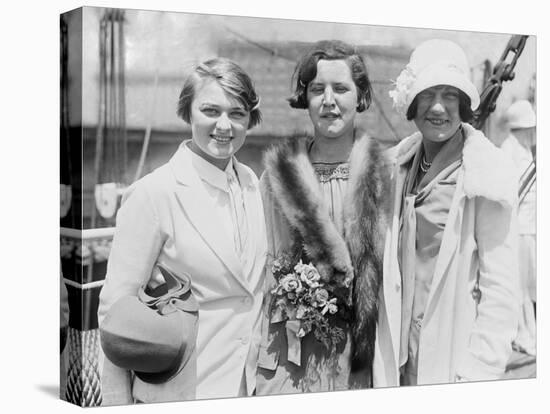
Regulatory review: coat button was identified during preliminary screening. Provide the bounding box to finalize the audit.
[395,283,401,292]
[241,337,249,345]
[242,297,252,306]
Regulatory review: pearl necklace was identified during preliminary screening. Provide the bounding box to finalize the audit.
[420,155,432,173]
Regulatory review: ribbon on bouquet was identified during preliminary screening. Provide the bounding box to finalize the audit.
[285,320,302,366]
[271,309,303,367]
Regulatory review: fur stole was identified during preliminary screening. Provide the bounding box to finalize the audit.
[263,134,390,375]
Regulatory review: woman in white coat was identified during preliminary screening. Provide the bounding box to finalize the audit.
[97,58,267,403]
[373,39,520,386]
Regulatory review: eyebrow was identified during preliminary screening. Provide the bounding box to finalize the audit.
[309,81,351,86]
[199,102,246,110]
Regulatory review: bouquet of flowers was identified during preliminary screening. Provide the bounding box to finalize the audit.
[269,253,346,350]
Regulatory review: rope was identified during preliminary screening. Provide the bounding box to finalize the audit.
[518,160,536,205]
[133,60,160,183]
[223,26,295,61]
[371,92,399,143]
[91,16,107,230]
[223,26,401,86]
[92,10,128,228]
[118,11,128,181]
[519,174,536,206]
[362,54,400,142]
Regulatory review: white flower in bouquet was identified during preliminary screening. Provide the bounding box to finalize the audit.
[296,261,321,288]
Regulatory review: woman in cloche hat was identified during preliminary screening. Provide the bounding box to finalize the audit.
[373,39,520,387]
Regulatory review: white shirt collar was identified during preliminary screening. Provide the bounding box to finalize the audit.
[186,141,237,192]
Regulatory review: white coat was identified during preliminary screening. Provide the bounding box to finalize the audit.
[500,133,536,235]
[373,124,520,386]
[98,143,267,403]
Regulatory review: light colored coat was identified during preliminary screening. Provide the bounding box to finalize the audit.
[98,143,267,403]
[500,133,536,235]
[373,124,520,386]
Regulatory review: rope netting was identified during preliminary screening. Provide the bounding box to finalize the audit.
[64,328,103,407]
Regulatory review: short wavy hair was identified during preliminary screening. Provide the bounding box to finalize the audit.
[288,40,372,112]
[177,57,262,129]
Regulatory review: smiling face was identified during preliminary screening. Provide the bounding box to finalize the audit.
[413,85,462,143]
[307,59,358,140]
[189,79,250,169]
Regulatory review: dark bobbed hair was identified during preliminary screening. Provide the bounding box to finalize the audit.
[177,57,262,129]
[288,40,372,112]
[406,89,474,122]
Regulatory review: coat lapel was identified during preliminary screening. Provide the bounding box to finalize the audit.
[234,159,265,288]
[386,164,407,365]
[169,144,250,293]
[383,133,421,366]
[424,170,465,316]
[234,160,259,252]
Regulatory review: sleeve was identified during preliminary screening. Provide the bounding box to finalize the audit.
[456,196,520,381]
[258,173,278,318]
[97,180,165,404]
[259,173,277,266]
[257,172,285,370]
[258,171,294,292]
[98,181,164,324]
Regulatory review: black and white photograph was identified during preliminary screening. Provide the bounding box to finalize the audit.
[3,1,546,413]
[58,4,538,407]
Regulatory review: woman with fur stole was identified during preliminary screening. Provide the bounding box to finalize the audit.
[255,40,389,394]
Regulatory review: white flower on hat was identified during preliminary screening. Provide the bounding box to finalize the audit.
[389,65,416,115]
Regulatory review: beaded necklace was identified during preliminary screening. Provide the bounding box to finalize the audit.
[419,154,432,173]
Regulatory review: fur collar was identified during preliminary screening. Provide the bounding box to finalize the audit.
[392,123,516,207]
[263,133,390,377]
[264,136,354,284]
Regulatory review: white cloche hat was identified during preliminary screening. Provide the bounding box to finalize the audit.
[505,99,536,129]
[389,39,480,115]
